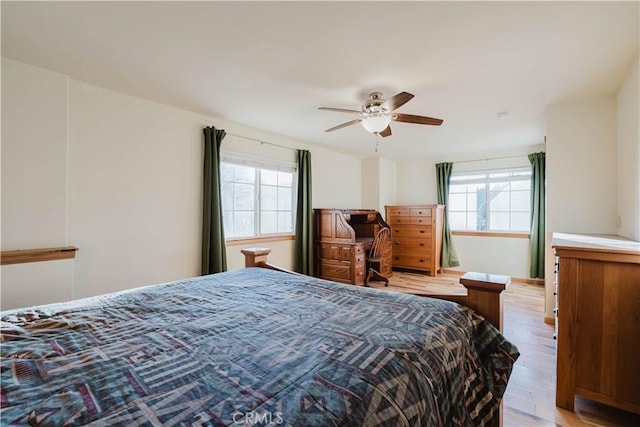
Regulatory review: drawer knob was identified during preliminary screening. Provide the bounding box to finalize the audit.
[418,211,422,214]
[420,259,424,263]
[419,243,424,247]
[420,230,425,234]
[394,257,399,260]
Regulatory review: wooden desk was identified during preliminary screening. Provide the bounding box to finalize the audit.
[314,209,391,285]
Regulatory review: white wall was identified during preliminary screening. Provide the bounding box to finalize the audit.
[1,57,363,310]
[68,80,205,298]
[545,95,618,317]
[361,158,379,210]
[1,59,76,307]
[379,157,398,214]
[361,156,398,214]
[616,57,640,241]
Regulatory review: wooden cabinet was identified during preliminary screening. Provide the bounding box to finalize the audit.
[313,209,391,286]
[553,233,640,415]
[316,241,366,285]
[385,205,444,276]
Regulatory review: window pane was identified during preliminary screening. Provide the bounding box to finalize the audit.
[467,212,478,230]
[452,173,486,182]
[490,172,511,179]
[222,183,233,210]
[261,211,277,234]
[278,187,292,211]
[450,212,466,230]
[260,185,277,210]
[476,186,487,216]
[234,211,254,237]
[511,179,530,191]
[220,163,234,182]
[490,191,509,211]
[235,165,255,183]
[261,169,278,186]
[450,184,466,194]
[467,193,477,210]
[278,212,292,232]
[449,193,466,211]
[450,167,531,233]
[234,183,255,210]
[511,190,530,211]
[511,212,530,232]
[223,211,234,237]
[490,212,509,231]
[278,171,293,187]
[476,209,487,231]
[221,160,296,239]
[490,182,509,192]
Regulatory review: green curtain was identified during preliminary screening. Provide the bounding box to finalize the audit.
[528,152,546,278]
[436,162,460,268]
[294,150,314,275]
[201,126,227,275]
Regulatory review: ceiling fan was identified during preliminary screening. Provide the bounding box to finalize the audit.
[319,91,443,137]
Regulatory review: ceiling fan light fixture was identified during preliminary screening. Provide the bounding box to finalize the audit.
[361,114,391,133]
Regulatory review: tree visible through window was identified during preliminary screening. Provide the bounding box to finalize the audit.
[221,159,295,239]
[449,169,531,232]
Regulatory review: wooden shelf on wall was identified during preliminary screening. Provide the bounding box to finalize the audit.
[1,246,78,266]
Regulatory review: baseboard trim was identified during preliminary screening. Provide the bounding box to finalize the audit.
[442,268,465,276]
[442,269,544,286]
[544,316,556,326]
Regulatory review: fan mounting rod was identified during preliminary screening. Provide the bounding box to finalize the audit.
[362,92,387,114]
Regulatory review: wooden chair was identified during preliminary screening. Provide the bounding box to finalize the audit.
[365,227,391,286]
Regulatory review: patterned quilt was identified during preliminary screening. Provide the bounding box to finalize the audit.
[1,268,519,426]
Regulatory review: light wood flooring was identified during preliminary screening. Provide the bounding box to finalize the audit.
[368,270,640,427]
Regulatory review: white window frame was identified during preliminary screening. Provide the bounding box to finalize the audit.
[221,154,297,240]
[449,167,532,234]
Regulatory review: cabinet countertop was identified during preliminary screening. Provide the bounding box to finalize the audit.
[552,232,640,260]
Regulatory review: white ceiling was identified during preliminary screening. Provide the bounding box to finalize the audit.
[2,1,638,160]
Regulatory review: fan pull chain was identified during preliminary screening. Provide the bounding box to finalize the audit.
[375,133,380,153]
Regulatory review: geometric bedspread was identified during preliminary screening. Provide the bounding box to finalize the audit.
[1,267,519,426]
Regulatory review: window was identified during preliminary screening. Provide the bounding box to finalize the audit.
[221,157,295,239]
[449,168,531,233]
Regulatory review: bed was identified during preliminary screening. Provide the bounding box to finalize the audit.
[1,250,519,426]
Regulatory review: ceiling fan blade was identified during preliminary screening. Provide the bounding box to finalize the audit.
[324,119,362,132]
[318,107,362,115]
[392,113,443,126]
[379,125,392,137]
[381,92,414,112]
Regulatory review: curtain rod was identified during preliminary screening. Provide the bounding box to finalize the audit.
[227,132,297,152]
[454,137,546,165]
[454,154,529,165]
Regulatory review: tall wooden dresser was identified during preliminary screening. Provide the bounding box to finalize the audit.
[385,205,444,276]
[553,233,640,415]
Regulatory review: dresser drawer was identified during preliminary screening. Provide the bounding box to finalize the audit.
[391,225,432,238]
[392,253,433,269]
[317,261,366,285]
[318,262,352,283]
[318,244,352,262]
[392,237,432,252]
[388,216,432,226]
[387,207,412,217]
[411,207,432,217]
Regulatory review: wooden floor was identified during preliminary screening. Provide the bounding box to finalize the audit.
[368,270,640,427]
